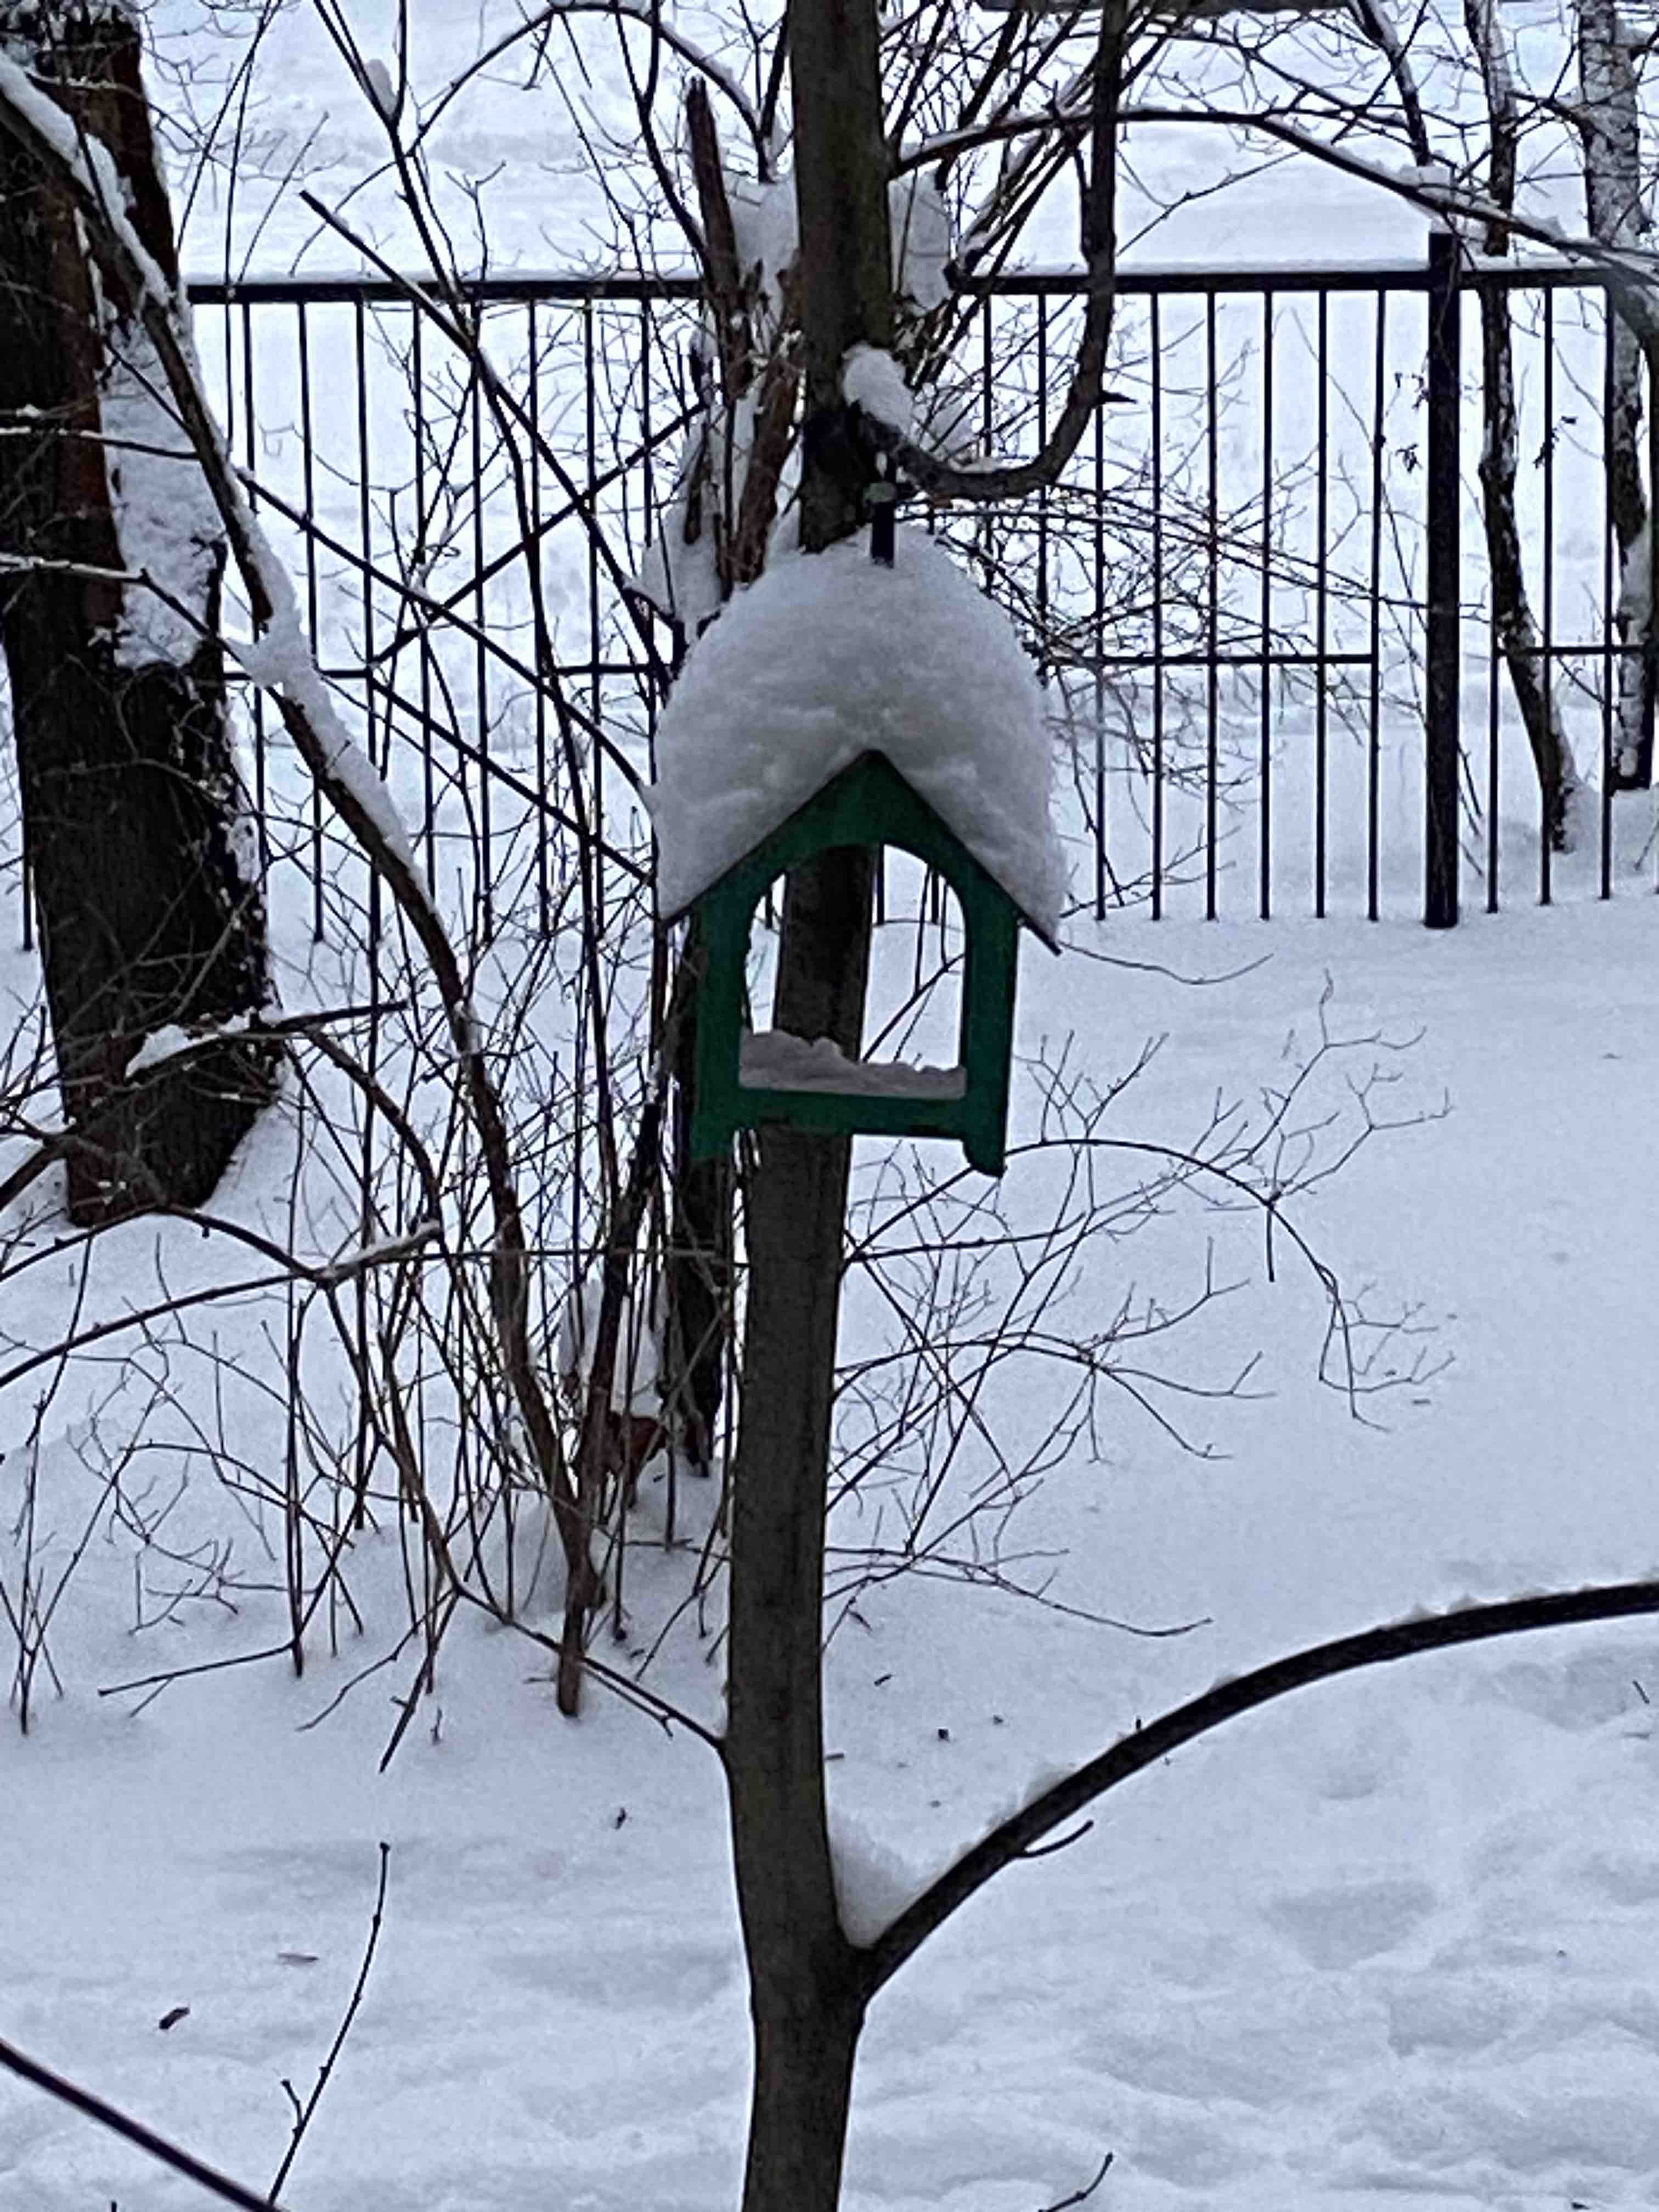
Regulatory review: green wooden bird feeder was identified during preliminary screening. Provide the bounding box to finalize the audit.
[667,749,1057,1177]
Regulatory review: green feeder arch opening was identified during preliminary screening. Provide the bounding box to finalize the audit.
[665,751,1058,1177]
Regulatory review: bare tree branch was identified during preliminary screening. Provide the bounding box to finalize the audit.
[0,2033,291,2212]
[862,1577,1659,1992]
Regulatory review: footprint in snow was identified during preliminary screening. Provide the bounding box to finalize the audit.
[1577,1849,1659,1906]
[1264,1877,1438,1971]
[487,1932,736,2012]
[1476,1643,1659,1731]
[1385,1974,1518,2057]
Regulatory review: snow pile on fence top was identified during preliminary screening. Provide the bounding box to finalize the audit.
[648,527,1067,937]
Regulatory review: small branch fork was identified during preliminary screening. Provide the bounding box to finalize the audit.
[269,1841,391,2200]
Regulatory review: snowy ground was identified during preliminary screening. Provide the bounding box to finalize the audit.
[7,5,1659,2203]
[5,870,1659,2212]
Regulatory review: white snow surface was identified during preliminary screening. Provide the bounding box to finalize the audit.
[888,175,952,312]
[729,174,800,323]
[740,1030,966,1097]
[554,1274,663,1419]
[648,527,1068,935]
[827,1807,935,1946]
[363,56,397,119]
[11,838,1659,2212]
[629,463,725,635]
[98,320,225,670]
[13,13,1659,2208]
[842,345,914,435]
[726,171,953,321]
[125,1015,254,1076]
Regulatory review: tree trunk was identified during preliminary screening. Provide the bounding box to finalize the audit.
[1576,0,1652,787]
[722,0,891,2200]
[0,1,274,1225]
[1475,287,1583,849]
[1465,0,1584,850]
[725,1121,871,2212]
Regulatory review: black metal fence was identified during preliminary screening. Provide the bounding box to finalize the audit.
[179,244,1650,936]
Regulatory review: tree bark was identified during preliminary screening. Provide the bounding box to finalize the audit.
[722,0,891,2202]
[1465,0,1584,849]
[1474,286,1582,849]
[725,1121,872,2212]
[1576,0,1652,787]
[0,1,274,1224]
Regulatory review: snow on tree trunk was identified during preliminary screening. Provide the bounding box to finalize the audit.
[1466,0,1586,851]
[1476,289,1584,850]
[0,0,274,1224]
[1577,0,1653,787]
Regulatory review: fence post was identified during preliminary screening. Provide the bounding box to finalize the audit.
[1424,221,1462,928]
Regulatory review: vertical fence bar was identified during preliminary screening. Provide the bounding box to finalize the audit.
[413,307,435,896]
[1259,287,1273,921]
[1206,291,1219,921]
[356,297,379,805]
[1315,288,1328,918]
[1646,332,1659,805]
[241,297,267,878]
[221,298,235,453]
[1487,595,1500,913]
[1368,288,1387,922]
[1093,361,1107,921]
[585,300,602,937]
[472,357,492,940]
[354,295,379,1524]
[298,301,323,940]
[1541,285,1555,906]
[1036,299,1051,670]
[1424,228,1461,929]
[1151,291,1164,921]
[1601,299,1616,899]
[532,301,549,932]
[979,294,994,584]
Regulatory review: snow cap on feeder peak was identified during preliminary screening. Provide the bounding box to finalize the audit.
[647,525,1068,940]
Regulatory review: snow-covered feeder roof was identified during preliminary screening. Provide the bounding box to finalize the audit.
[647,527,1068,945]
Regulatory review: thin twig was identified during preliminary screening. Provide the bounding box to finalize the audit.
[268,1840,391,2200]
[1036,2148,1115,2212]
